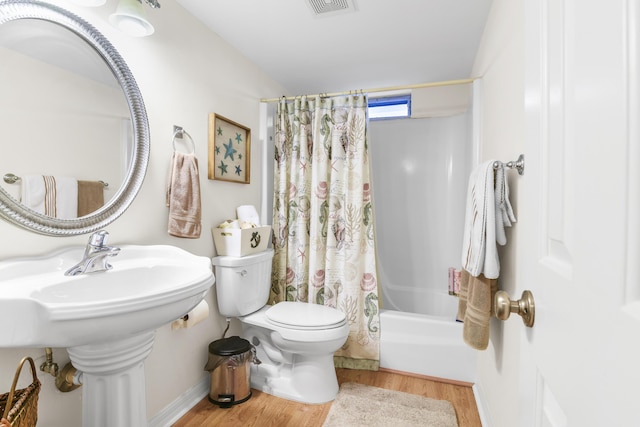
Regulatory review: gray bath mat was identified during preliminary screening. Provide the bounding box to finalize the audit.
[322,382,458,427]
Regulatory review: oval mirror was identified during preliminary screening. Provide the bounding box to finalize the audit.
[0,0,149,236]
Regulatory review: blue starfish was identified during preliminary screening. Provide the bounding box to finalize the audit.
[223,138,237,161]
[217,126,223,136]
[235,165,242,176]
[218,161,228,175]
[215,145,220,155]
[235,132,243,143]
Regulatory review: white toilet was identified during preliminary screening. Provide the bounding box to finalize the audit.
[211,248,349,404]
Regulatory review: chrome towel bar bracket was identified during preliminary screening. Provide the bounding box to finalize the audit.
[493,154,525,176]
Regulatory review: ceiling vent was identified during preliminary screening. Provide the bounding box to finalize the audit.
[307,0,356,17]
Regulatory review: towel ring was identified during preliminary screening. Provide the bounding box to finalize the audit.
[172,126,195,154]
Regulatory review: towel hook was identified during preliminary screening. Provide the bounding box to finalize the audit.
[172,125,195,154]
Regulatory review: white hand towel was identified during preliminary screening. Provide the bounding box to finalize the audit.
[461,160,499,279]
[494,165,516,245]
[21,175,78,219]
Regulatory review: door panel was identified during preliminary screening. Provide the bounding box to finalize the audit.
[522,1,640,426]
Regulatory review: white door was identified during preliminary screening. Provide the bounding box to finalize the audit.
[520,1,640,426]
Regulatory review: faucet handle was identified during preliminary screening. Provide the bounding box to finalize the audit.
[89,230,109,247]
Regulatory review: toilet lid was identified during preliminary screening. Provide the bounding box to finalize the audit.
[266,302,346,330]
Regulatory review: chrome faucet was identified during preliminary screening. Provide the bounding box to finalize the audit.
[65,230,120,276]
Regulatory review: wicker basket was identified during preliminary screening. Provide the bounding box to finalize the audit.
[0,357,41,427]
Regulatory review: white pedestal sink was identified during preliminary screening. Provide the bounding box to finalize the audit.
[0,244,215,427]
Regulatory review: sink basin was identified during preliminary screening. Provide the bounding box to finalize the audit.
[0,245,215,348]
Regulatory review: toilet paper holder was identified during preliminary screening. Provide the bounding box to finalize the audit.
[494,290,535,327]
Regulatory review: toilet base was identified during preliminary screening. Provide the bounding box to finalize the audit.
[241,320,345,404]
[249,353,339,404]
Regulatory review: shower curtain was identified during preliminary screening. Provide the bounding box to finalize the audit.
[271,95,380,370]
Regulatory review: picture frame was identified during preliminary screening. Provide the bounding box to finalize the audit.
[208,113,251,183]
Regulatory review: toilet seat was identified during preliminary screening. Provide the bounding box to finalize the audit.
[265,302,346,330]
[241,305,349,343]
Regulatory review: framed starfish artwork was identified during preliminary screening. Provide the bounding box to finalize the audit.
[208,113,251,183]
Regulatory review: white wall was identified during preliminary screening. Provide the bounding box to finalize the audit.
[0,1,286,425]
[470,0,525,426]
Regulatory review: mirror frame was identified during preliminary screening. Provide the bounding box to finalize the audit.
[0,0,149,236]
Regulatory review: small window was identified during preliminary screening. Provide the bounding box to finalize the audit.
[368,95,411,120]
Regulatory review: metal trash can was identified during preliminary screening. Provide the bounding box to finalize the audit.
[204,336,254,408]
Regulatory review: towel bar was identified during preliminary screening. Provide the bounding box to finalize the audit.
[494,289,535,327]
[3,173,108,188]
[493,154,525,176]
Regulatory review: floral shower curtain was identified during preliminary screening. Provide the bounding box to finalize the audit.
[271,95,380,370]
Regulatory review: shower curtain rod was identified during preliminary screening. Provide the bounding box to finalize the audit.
[259,77,479,103]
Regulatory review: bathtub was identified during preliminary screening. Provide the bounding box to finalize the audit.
[379,292,477,383]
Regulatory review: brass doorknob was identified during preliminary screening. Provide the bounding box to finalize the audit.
[494,290,535,327]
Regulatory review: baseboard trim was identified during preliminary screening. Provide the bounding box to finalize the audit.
[148,376,209,427]
[472,382,491,427]
[378,367,474,388]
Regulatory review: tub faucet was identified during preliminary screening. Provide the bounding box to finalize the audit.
[65,230,120,276]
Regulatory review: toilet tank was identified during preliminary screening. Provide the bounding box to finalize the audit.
[211,248,274,317]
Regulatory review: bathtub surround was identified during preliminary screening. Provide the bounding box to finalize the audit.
[322,383,458,427]
[369,113,471,317]
[271,95,380,369]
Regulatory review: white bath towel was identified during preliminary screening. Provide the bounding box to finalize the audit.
[461,161,498,279]
[21,175,78,219]
[461,161,517,279]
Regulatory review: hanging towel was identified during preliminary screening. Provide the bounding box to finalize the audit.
[461,272,498,350]
[77,180,105,217]
[21,175,78,219]
[494,165,517,246]
[460,160,498,278]
[457,270,498,349]
[166,151,202,238]
[458,161,516,350]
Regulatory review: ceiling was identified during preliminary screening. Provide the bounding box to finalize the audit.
[175,0,494,96]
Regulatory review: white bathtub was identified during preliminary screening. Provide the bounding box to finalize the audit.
[369,114,476,384]
[379,308,477,383]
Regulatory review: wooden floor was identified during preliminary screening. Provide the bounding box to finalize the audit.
[173,368,482,427]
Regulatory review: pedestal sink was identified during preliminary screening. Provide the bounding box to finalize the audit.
[0,244,215,426]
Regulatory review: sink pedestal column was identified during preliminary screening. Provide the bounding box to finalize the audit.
[67,330,156,427]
